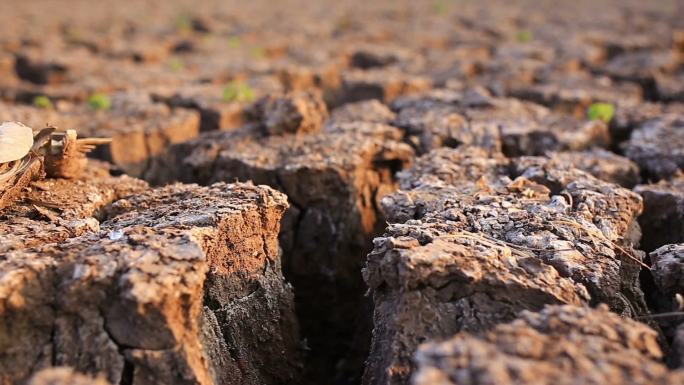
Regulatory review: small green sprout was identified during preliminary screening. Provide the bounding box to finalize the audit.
[175,15,192,33]
[222,82,255,103]
[88,93,112,111]
[587,103,615,123]
[227,36,241,49]
[168,58,185,72]
[250,46,266,59]
[432,0,449,15]
[33,95,53,110]
[516,30,533,43]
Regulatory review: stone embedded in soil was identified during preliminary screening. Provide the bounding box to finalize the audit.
[635,176,684,252]
[0,181,301,385]
[27,367,112,385]
[151,120,414,382]
[623,115,684,180]
[412,305,683,385]
[365,147,649,385]
[245,90,328,135]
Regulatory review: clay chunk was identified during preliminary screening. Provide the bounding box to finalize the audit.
[623,115,684,180]
[246,90,329,135]
[0,182,301,385]
[635,176,684,251]
[651,243,684,298]
[365,147,649,385]
[412,305,682,385]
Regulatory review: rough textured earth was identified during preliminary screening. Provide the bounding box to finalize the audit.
[28,367,112,385]
[363,147,649,384]
[623,115,684,181]
[0,176,301,385]
[151,119,414,382]
[412,305,684,385]
[635,175,684,252]
[1,0,684,384]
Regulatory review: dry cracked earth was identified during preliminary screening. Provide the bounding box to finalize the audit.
[1,0,684,384]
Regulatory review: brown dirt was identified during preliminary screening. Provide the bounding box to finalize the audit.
[0,0,683,384]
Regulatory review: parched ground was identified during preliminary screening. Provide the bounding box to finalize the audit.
[0,0,684,384]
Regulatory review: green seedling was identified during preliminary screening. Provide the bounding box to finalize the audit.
[587,102,615,123]
[169,58,185,72]
[33,95,53,110]
[223,82,255,103]
[227,36,241,49]
[516,30,533,43]
[88,93,112,111]
[175,15,192,33]
[432,0,449,15]
[250,46,266,59]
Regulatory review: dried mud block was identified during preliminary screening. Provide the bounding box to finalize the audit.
[538,149,640,187]
[339,69,431,104]
[412,305,683,385]
[0,161,148,253]
[508,73,642,117]
[0,182,301,385]
[610,102,684,144]
[467,99,610,156]
[362,235,589,385]
[599,50,678,97]
[640,244,684,364]
[349,45,411,69]
[14,53,68,85]
[391,89,610,156]
[329,100,396,124]
[393,102,500,155]
[154,121,414,381]
[82,92,201,177]
[366,148,650,384]
[623,115,684,180]
[634,177,684,251]
[157,84,253,132]
[0,93,200,178]
[393,146,509,195]
[27,367,111,385]
[245,91,328,135]
[651,244,684,299]
[655,73,684,103]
